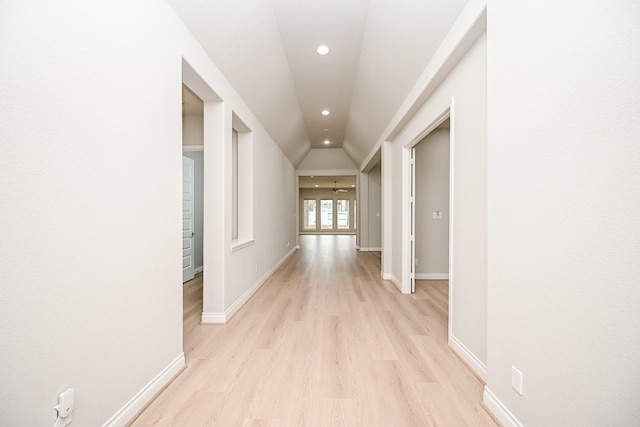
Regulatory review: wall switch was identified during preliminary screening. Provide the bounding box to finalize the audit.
[414,258,419,266]
[432,211,443,219]
[54,388,74,427]
[511,366,523,395]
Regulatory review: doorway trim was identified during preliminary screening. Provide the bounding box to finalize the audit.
[182,58,226,324]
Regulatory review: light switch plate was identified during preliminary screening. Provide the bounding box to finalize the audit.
[511,366,523,395]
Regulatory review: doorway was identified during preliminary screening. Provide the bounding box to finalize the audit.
[182,84,204,283]
[405,108,453,339]
[412,119,451,346]
[181,83,205,345]
[298,175,358,236]
[413,119,450,286]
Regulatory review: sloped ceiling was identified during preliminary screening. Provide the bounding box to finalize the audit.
[167,0,468,168]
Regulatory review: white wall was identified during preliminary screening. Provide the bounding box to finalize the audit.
[389,33,487,373]
[225,133,296,309]
[485,1,640,426]
[415,129,450,276]
[0,0,296,425]
[252,136,297,281]
[0,1,183,424]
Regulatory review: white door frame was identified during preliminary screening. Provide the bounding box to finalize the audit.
[402,100,454,338]
[182,58,226,324]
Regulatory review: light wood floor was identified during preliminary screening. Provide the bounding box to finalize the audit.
[131,235,499,426]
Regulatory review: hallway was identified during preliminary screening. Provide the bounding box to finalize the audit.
[131,235,498,426]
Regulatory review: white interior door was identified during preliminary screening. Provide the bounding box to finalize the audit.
[183,156,195,283]
[410,146,416,293]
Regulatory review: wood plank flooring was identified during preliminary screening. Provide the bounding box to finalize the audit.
[130,235,499,426]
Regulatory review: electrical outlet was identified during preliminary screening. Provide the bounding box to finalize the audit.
[54,388,74,427]
[511,366,523,395]
[432,211,443,219]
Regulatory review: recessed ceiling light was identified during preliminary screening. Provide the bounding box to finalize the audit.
[321,109,330,116]
[315,184,319,187]
[316,45,329,55]
[351,184,355,187]
[324,140,330,145]
[310,176,314,178]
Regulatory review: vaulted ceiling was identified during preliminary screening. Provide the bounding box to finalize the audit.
[167,0,468,168]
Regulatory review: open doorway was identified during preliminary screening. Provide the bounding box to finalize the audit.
[404,108,453,339]
[357,159,382,255]
[182,84,204,343]
[298,175,357,235]
[182,84,204,281]
[360,146,383,275]
[412,118,451,341]
[414,118,450,284]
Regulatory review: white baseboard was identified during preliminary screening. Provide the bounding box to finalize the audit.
[449,334,487,381]
[201,246,299,324]
[359,247,382,252]
[194,266,203,274]
[483,387,524,427]
[200,312,226,324]
[225,245,299,321]
[103,353,185,427]
[382,273,392,280]
[415,273,449,280]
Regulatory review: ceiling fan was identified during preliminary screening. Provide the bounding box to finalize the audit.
[329,181,348,194]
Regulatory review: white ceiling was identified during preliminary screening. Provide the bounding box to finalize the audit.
[169,0,468,167]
